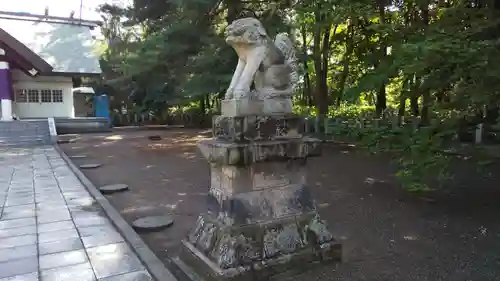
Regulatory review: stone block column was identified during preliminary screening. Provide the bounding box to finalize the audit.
[0,48,13,121]
[178,104,341,281]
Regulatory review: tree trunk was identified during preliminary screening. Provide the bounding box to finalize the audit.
[337,23,353,106]
[376,85,387,117]
[225,0,242,23]
[321,25,334,104]
[205,94,211,111]
[420,1,430,125]
[411,76,420,116]
[200,95,206,116]
[300,25,313,107]
[312,9,331,132]
[375,1,387,117]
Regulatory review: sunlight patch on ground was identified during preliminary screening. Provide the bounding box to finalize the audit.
[182,152,197,159]
[104,135,123,141]
[147,143,174,149]
[0,150,29,156]
[318,202,330,208]
[122,205,156,214]
[94,141,119,147]
[403,235,418,241]
[92,244,121,261]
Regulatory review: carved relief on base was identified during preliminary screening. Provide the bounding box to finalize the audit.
[185,212,338,271]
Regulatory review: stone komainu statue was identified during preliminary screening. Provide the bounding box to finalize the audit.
[225,17,299,100]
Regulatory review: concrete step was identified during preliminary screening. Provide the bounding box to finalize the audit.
[0,136,50,141]
[0,120,52,146]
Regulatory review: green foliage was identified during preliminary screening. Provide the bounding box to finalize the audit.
[323,114,456,191]
[96,0,500,192]
[328,104,377,119]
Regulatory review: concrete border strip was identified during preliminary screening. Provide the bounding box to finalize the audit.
[54,144,178,281]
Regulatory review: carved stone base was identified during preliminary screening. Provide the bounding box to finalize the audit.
[212,115,305,142]
[222,98,293,117]
[197,138,321,166]
[178,212,341,281]
[178,115,341,281]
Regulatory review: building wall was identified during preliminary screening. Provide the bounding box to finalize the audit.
[11,70,74,118]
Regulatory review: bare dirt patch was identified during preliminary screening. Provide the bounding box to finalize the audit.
[60,129,500,281]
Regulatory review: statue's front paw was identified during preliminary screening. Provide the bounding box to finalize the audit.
[233,88,248,99]
[224,89,234,100]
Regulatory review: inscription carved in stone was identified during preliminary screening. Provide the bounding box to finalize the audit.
[213,115,304,142]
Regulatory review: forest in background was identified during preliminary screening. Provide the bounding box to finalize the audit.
[93,0,500,191]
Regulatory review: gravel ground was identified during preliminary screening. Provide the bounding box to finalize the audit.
[60,129,500,281]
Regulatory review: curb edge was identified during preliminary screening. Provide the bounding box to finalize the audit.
[54,144,179,281]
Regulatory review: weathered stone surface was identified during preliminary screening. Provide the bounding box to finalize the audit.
[181,134,340,280]
[198,138,321,166]
[261,97,294,115]
[79,164,102,169]
[179,212,341,281]
[221,98,294,117]
[224,18,298,101]
[132,215,174,231]
[209,161,306,192]
[180,134,340,280]
[205,161,314,224]
[179,17,340,281]
[221,99,264,117]
[98,184,129,194]
[213,115,304,142]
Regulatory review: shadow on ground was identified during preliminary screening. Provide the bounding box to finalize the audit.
[60,129,500,281]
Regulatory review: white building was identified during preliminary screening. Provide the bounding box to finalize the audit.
[0,12,102,121]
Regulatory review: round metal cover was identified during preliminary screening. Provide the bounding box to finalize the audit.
[99,184,129,194]
[79,164,102,169]
[132,215,174,231]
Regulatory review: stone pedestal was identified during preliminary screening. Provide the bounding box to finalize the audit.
[178,100,341,281]
[221,98,293,117]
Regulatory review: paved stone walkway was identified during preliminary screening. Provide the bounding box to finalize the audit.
[0,147,154,281]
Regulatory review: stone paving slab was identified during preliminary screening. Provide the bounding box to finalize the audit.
[0,147,155,281]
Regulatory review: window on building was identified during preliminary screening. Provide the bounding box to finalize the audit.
[40,89,52,103]
[27,89,39,103]
[15,89,27,103]
[52,90,63,103]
